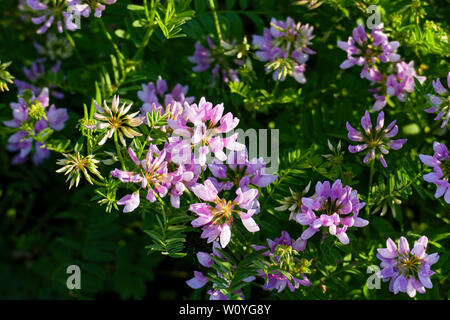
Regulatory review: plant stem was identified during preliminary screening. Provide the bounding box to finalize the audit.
[366,160,375,215]
[64,30,84,65]
[98,19,125,73]
[133,0,158,61]
[208,0,222,42]
[114,130,127,171]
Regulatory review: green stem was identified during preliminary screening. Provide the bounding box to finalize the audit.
[90,177,106,187]
[208,0,223,42]
[133,0,158,61]
[64,30,84,65]
[114,130,127,171]
[98,19,125,72]
[366,160,375,215]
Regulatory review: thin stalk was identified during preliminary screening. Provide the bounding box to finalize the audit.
[98,19,125,72]
[64,30,84,65]
[366,160,375,215]
[114,130,127,171]
[208,0,223,42]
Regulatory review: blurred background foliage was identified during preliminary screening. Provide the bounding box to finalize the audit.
[0,0,449,299]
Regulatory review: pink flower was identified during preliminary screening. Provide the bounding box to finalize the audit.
[189,179,260,248]
[294,180,368,245]
[425,72,450,127]
[347,110,407,167]
[377,236,439,298]
[419,141,450,203]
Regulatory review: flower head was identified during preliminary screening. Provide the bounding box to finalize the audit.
[87,95,144,146]
[425,72,450,127]
[346,110,407,167]
[67,0,117,18]
[189,179,260,248]
[168,97,245,166]
[338,23,400,75]
[275,182,311,220]
[377,236,439,298]
[24,0,79,34]
[188,36,241,86]
[253,17,315,83]
[419,142,450,203]
[56,152,103,189]
[3,88,68,165]
[253,231,311,293]
[294,180,368,245]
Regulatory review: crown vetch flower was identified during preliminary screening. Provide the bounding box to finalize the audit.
[252,17,315,83]
[346,110,407,168]
[4,87,68,165]
[56,152,103,189]
[168,97,245,166]
[338,23,400,76]
[294,180,368,245]
[15,58,65,99]
[275,182,311,221]
[67,0,116,18]
[188,36,240,86]
[87,95,144,146]
[137,76,195,121]
[419,142,450,203]
[376,236,439,298]
[253,231,311,293]
[189,179,260,248]
[371,61,426,111]
[425,72,450,128]
[25,0,78,34]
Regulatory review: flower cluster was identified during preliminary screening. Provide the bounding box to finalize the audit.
[425,72,450,128]
[24,0,79,34]
[15,58,64,99]
[3,88,68,165]
[168,97,245,166]
[86,96,144,146]
[207,150,277,212]
[67,0,117,18]
[377,236,439,298]
[338,24,425,110]
[188,36,241,86]
[294,180,368,245]
[419,142,450,203]
[252,17,315,83]
[252,231,311,292]
[346,110,407,167]
[189,179,260,248]
[137,76,194,124]
[186,242,254,300]
[111,144,196,211]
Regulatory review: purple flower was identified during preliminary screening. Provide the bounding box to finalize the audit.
[117,191,140,213]
[137,76,194,127]
[425,72,450,128]
[15,58,65,99]
[371,61,426,111]
[189,179,260,248]
[3,87,68,165]
[346,110,407,167]
[111,145,172,212]
[168,97,245,166]
[252,17,315,83]
[338,24,400,75]
[67,0,116,18]
[419,142,450,203]
[294,180,368,245]
[377,236,439,298]
[25,0,78,34]
[253,231,311,293]
[111,145,196,212]
[188,36,241,86]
